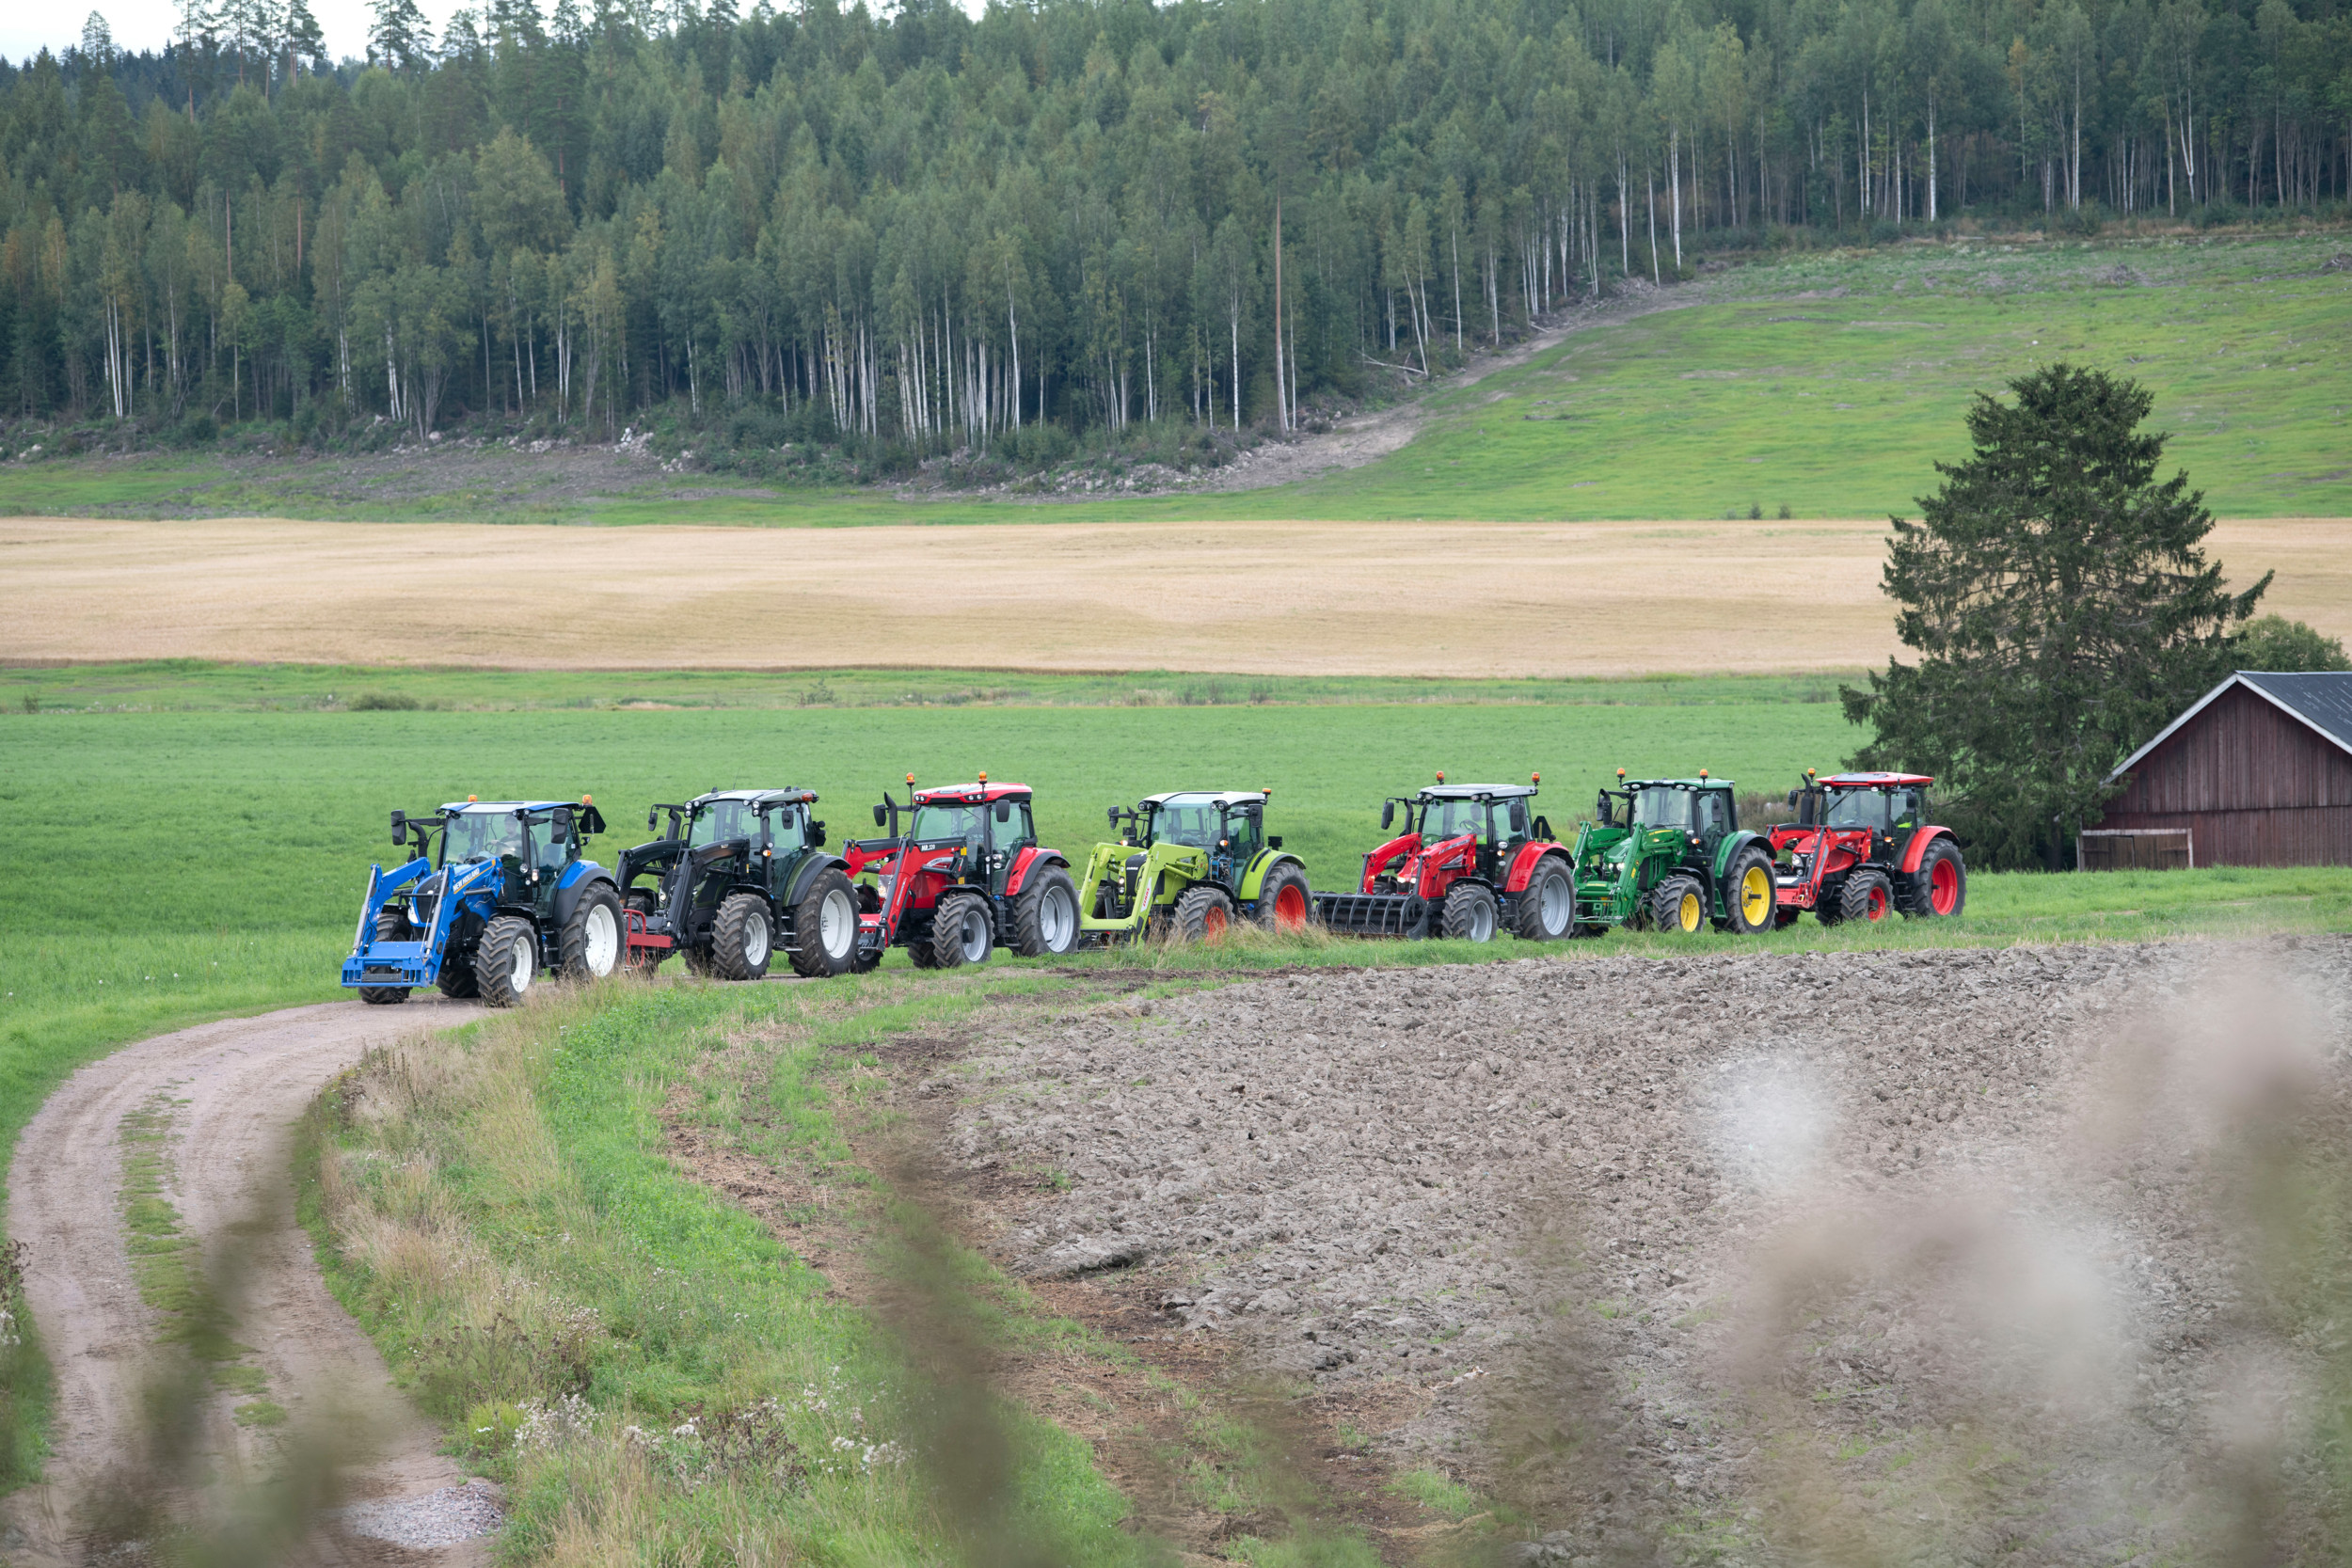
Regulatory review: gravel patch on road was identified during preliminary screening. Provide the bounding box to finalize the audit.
[946,941,2352,1558]
[338,1480,506,1548]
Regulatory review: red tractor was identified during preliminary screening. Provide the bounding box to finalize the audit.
[1312,773,1579,942]
[842,775,1083,968]
[1770,770,1967,926]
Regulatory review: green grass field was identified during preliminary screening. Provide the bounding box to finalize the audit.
[3,233,2343,529]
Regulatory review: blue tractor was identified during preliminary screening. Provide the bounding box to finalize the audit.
[342,798,625,1007]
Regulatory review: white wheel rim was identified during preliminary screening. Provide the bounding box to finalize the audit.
[743,910,771,967]
[1041,886,1074,951]
[820,888,855,957]
[961,906,990,961]
[510,937,533,992]
[583,903,619,975]
[1473,900,1495,942]
[1540,875,1570,932]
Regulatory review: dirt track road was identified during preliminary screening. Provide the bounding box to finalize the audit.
[3,1001,488,1566]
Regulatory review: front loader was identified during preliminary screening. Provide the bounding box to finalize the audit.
[1567,771,1776,935]
[1076,790,1311,942]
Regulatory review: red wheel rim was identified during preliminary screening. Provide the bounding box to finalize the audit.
[1203,905,1229,939]
[1273,884,1308,928]
[1929,858,1959,915]
[1866,884,1889,921]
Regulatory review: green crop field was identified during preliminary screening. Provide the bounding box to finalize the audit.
[2,233,2343,530]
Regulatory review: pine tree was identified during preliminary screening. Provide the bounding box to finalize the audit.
[281,0,326,75]
[368,0,431,69]
[1841,363,2270,868]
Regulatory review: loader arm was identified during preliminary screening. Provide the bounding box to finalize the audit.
[1077,841,1210,937]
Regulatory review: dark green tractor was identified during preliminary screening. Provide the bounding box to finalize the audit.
[619,789,863,980]
[1567,772,1778,936]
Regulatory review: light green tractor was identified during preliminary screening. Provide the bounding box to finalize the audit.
[1075,791,1312,942]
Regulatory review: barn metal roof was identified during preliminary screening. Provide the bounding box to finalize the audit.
[2107,671,2352,782]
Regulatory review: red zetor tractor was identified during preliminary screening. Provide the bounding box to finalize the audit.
[842,775,1083,968]
[1771,770,1967,926]
[1312,773,1579,942]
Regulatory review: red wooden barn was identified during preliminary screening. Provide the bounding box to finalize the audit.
[2100,672,2352,866]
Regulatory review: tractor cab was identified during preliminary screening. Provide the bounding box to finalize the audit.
[1123,792,1277,886]
[1314,773,1579,943]
[843,777,1079,968]
[618,788,860,981]
[1771,771,1964,924]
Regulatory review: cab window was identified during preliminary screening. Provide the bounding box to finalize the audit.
[531,813,569,873]
[765,806,806,853]
[1631,786,1694,832]
[1153,802,1221,848]
[990,799,1034,849]
[1224,805,1263,855]
[1822,789,1890,831]
[1501,799,1531,843]
[1694,791,1732,839]
[1892,789,1921,831]
[690,800,760,847]
[909,802,987,847]
[1420,798,1488,841]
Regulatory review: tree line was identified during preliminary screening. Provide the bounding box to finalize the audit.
[4,0,2348,450]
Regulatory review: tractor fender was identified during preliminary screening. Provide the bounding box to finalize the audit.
[1237,850,1305,902]
[1003,847,1067,897]
[1898,825,1956,874]
[1502,842,1571,893]
[553,861,619,931]
[1710,831,1772,879]
[783,852,854,906]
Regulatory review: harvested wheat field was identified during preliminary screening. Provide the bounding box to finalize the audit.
[4,515,2344,676]
[935,939,2352,1561]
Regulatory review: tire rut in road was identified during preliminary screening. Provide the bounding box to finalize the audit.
[2,999,491,1566]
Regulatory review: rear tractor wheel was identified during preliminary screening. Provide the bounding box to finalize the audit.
[1718,847,1776,936]
[924,892,995,969]
[1439,882,1500,942]
[710,893,776,981]
[1510,859,1575,942]
[358,909,411,1006]
[788,870,861,978]
[1255,862,1313,932]
[1173,884,1237,942]
[474,915,539,1008]
[1648,875,1707,935]
[1903,839,1966,918]
[1838,868,1895,926]
[1012,867,1082,957]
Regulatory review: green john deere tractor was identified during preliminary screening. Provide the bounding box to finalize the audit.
[1076,790,1312,942]
[1568,771,1778,936]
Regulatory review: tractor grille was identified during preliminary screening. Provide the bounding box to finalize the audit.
[1312,892,1427,938]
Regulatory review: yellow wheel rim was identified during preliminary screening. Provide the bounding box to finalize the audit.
[1740,865,1772,926]
[1677,892,1702,931]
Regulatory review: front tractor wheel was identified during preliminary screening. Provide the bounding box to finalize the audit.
[1719,847,1777,936]
[1904,839,1967,918]
[475,915,538,1007]
[1649,876,1706,935]
[1511,860,1575,941]
[561,884,624,981]
[1012,868,1082,957]
[1173,884,1237,942]
[1439,882,1500,942]
[925,892,996,968]
[1255,863,1313,932]
[358,909,412,1006]
[788,870,861,978]
[710,893,775,981]
[1839,868,1895,926]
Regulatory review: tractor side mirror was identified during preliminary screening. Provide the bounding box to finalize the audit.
[1106,806,1120,826]
[873,802,888,828]
[390,810,406,845]
[1596,791,1612,825]
[648,807,660,832]
[579,805,605,835]
[994,800,1011,823]
[1381,800,1395,832]
[809,819,827,847]
[1532,816,1552,841]
[1267,835,1282,849]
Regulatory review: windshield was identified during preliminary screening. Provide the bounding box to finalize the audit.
[908,802,988,848]
[1151,800,1224,848]
[1630,786,1694,832]
[1822,788,1890,830]
[442,810,524,865]
[1419,798,1489,842]
[690,799,763,847]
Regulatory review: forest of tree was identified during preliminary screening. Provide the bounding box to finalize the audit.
[2,0,2347,452]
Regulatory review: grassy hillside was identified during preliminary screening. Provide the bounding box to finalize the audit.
[2,234,2343,529]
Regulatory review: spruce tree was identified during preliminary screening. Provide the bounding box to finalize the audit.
[1840,363,2269,867]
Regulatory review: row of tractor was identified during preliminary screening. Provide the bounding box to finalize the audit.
[342,768,1966,1007]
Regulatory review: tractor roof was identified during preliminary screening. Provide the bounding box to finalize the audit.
[1140,790,1266,809]
[437,800,580,814]
[1819,771,1934,787]
[913,781,1031,805]
[1420,784,1538,800]
[691,788,817,807]
[1619,779,1733,791]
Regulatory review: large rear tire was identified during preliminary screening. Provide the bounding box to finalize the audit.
[436,953,481,999]
[710,893,775,981]
[1838,868,1895,926]
[1011,867,1081,957]
[1510,858,1574,941]
[475,915,538,1008]
[1438,881,1500,942]
[560,883,623,980]
[1172,884,1237,942]
[923,892,994,968]
[358,909,411,1006]
[788,870,861,978]
[1255,862,1313,931]
[1648,875,1706,934]
[1902,838,1967,918]
[1718,847,1776,935]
